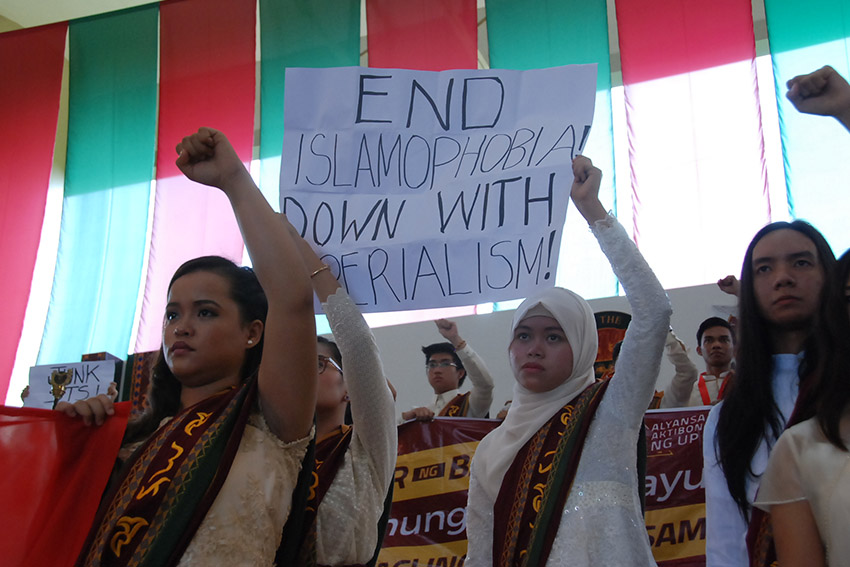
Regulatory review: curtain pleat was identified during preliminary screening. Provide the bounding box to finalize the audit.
[38,6,159,365]
[135,0,257,352]
[0,23,67,400]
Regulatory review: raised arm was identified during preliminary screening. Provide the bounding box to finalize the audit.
[717,275,740,297]
[284,220,341,304]
[288,221,395,442]
[569,156,607,224]
[660,330,699,408]
[287,222,398,401]
[570,156,672,423]
[786,65,850,131]
[435,319,494,418]
[176,127,316,442]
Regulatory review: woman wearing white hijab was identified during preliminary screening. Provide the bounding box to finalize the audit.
[466,156,671,566]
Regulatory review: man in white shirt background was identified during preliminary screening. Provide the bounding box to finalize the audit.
[401,319,494,421]
[660,317,735,407]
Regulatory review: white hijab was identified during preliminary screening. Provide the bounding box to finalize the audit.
[473,287,599,500]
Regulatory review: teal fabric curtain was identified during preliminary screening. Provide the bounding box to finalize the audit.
[487,0,618,300]
[38,6,158,364]
[258,0,361,203]
[259,0,360,332]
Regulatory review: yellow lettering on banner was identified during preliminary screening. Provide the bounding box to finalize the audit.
[645,503,706,562]
[392,442,479,502]
[184,411,211,436]
[110,516,149,557]
[136,441,184,500]
[376,539,468,565]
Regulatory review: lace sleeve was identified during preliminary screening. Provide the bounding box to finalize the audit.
[592,215,672,426]
[322,289,397,489]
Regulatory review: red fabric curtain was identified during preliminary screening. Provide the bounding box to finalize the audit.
[618,0,758,84]
[366,0,478,70]
[136,0,257,352]
[0,23,67,401]
[0,402,131,566]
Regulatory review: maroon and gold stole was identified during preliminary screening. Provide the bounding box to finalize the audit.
[77,379,256,567]
[438,392,471,417]
[314,425,354,509]
[493,379,610,567]
[296,424,355,567]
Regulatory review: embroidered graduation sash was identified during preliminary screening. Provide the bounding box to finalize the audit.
[438,392,470,417]
[747,507,777,567]
[295,425,356,567]
[314,425,354,509]
[493,379,610,567]
[77,379,256,567]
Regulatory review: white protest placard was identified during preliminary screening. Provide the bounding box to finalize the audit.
[280,65,596,312]
[24,361,119,409]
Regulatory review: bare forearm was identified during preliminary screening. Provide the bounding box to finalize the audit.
[221,169,316,439]
[223,173,311,305]
[772,501,826,567]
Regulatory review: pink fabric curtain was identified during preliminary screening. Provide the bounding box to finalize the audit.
[135,0,257,352]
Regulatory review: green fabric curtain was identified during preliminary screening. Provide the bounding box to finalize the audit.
[38,6,158,364]
[258,0,361,201]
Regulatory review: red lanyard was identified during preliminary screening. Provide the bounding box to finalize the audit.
[698,372,730,405]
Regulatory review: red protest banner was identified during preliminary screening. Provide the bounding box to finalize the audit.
[645,407,710,567]
[378,417,500,566]
[379,408,709,566]
[0,402,130,567]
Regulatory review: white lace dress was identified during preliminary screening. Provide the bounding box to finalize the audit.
[177,410,312,566]
[316,290,397,565]
[466,216,672,566]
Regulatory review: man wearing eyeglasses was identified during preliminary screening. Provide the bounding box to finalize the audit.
[401,318,494,421]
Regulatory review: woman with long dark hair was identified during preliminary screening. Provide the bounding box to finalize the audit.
[703,220,850,566]
[751,248,850,566]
